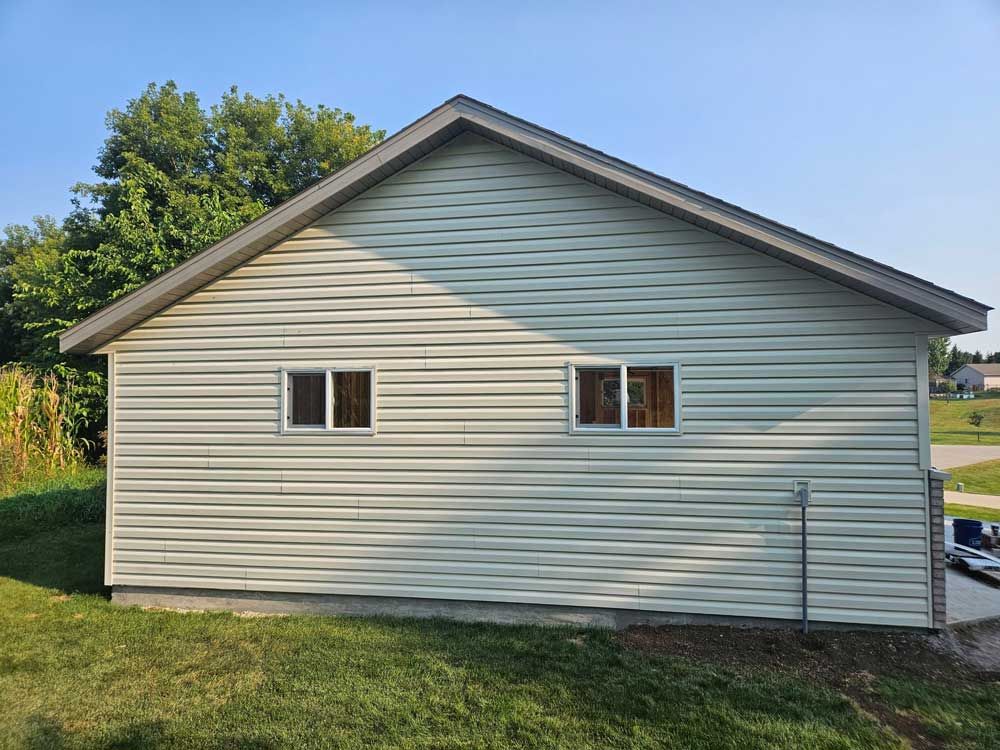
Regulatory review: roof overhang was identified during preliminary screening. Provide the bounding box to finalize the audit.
[60,95,991,354]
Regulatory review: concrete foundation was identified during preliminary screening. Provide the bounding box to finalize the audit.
[112,586,913,632]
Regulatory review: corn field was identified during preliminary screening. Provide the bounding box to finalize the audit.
[0,365,91,495]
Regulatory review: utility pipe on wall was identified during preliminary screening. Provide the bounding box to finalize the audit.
[794,480,811,634]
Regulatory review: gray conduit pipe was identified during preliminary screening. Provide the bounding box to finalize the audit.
[795,481,811,634]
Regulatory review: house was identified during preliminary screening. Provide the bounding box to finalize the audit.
[928,371,951,392]
[950,363,1000,391]
[59,95,991,630]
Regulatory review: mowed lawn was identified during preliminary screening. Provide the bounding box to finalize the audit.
[4,474,1000,749]
[944,503,1000,523]
[930,392,1000,445]
[945,458,1000,496]
[943,459,1000,521]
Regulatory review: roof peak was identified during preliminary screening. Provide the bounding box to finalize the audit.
[59,95,990,354]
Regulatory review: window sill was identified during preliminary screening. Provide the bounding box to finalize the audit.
[570,427,681,435]
[281,427,376,436]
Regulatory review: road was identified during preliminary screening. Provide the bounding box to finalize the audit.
[931,445,1000,469]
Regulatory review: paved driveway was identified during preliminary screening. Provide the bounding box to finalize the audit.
[931,445,1000,469]
[947,567,1000,624]
[944,519,1000,625]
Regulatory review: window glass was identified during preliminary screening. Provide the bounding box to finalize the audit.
[626,367,675,428]
[575,368,621,427]
[332,370,371,429]
[288,373,325,427]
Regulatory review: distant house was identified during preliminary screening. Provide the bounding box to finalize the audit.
[59,95,991,631]
[928,371,951,392]
[951,363,1000,391]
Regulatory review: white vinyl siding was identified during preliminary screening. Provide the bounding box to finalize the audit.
[106,133,946,628]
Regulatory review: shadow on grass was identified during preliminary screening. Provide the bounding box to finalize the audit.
[0,469,106,594]
[21,715,279,750]
[0,477,105,544]
[932,430,1000,444]
[0,528,926,748]
[0,525,907,748]
[0,523,105,595]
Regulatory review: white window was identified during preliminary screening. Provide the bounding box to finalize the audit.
[281,368,375,434]
[569,364,680,433]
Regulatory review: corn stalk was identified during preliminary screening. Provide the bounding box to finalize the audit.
[0,365,89,495]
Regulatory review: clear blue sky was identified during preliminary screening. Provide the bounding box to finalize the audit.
[2,0,997,349]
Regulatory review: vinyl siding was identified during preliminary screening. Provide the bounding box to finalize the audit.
[107,133,945,627]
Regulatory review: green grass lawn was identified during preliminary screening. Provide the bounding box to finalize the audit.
[930,391,1000,445]
[3,474,1000,748]
[945,458,1000,497]
[944,503,1000,523]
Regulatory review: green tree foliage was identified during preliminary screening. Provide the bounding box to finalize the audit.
[68,81,384,310]
[0,218,68,365]
[939,343,1000,374]
[1,82,384,442]
[948,344,974,375]
[928,337,951,376]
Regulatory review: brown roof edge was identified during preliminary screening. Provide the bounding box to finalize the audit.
[958,364,1000,375]
[60,94,990,354]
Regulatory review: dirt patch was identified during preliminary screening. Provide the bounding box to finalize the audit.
[621,625,957,684]
[619,623,1000,750]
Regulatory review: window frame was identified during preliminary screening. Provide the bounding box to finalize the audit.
[280,366,376,435]
[567,363,681,435]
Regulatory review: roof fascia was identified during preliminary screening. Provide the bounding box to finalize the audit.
[451,97,990,334]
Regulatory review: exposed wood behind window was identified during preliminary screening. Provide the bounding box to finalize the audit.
[289,373,324,426]
[577,369,620,426]
[628,368,675,429]
[333,371,371,429]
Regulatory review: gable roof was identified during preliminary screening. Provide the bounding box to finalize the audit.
[954,363,1000,377]
[59,94,991,354]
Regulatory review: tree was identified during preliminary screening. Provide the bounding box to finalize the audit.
[947,344,972,375]
[940,343,1000,372]
[57,82,385,310]
[10,82,384,363]
[0,217,69,366]
[5,82,384,439]
[928,337,950,375]
[969,410,985,442]
[209,87,384,208]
